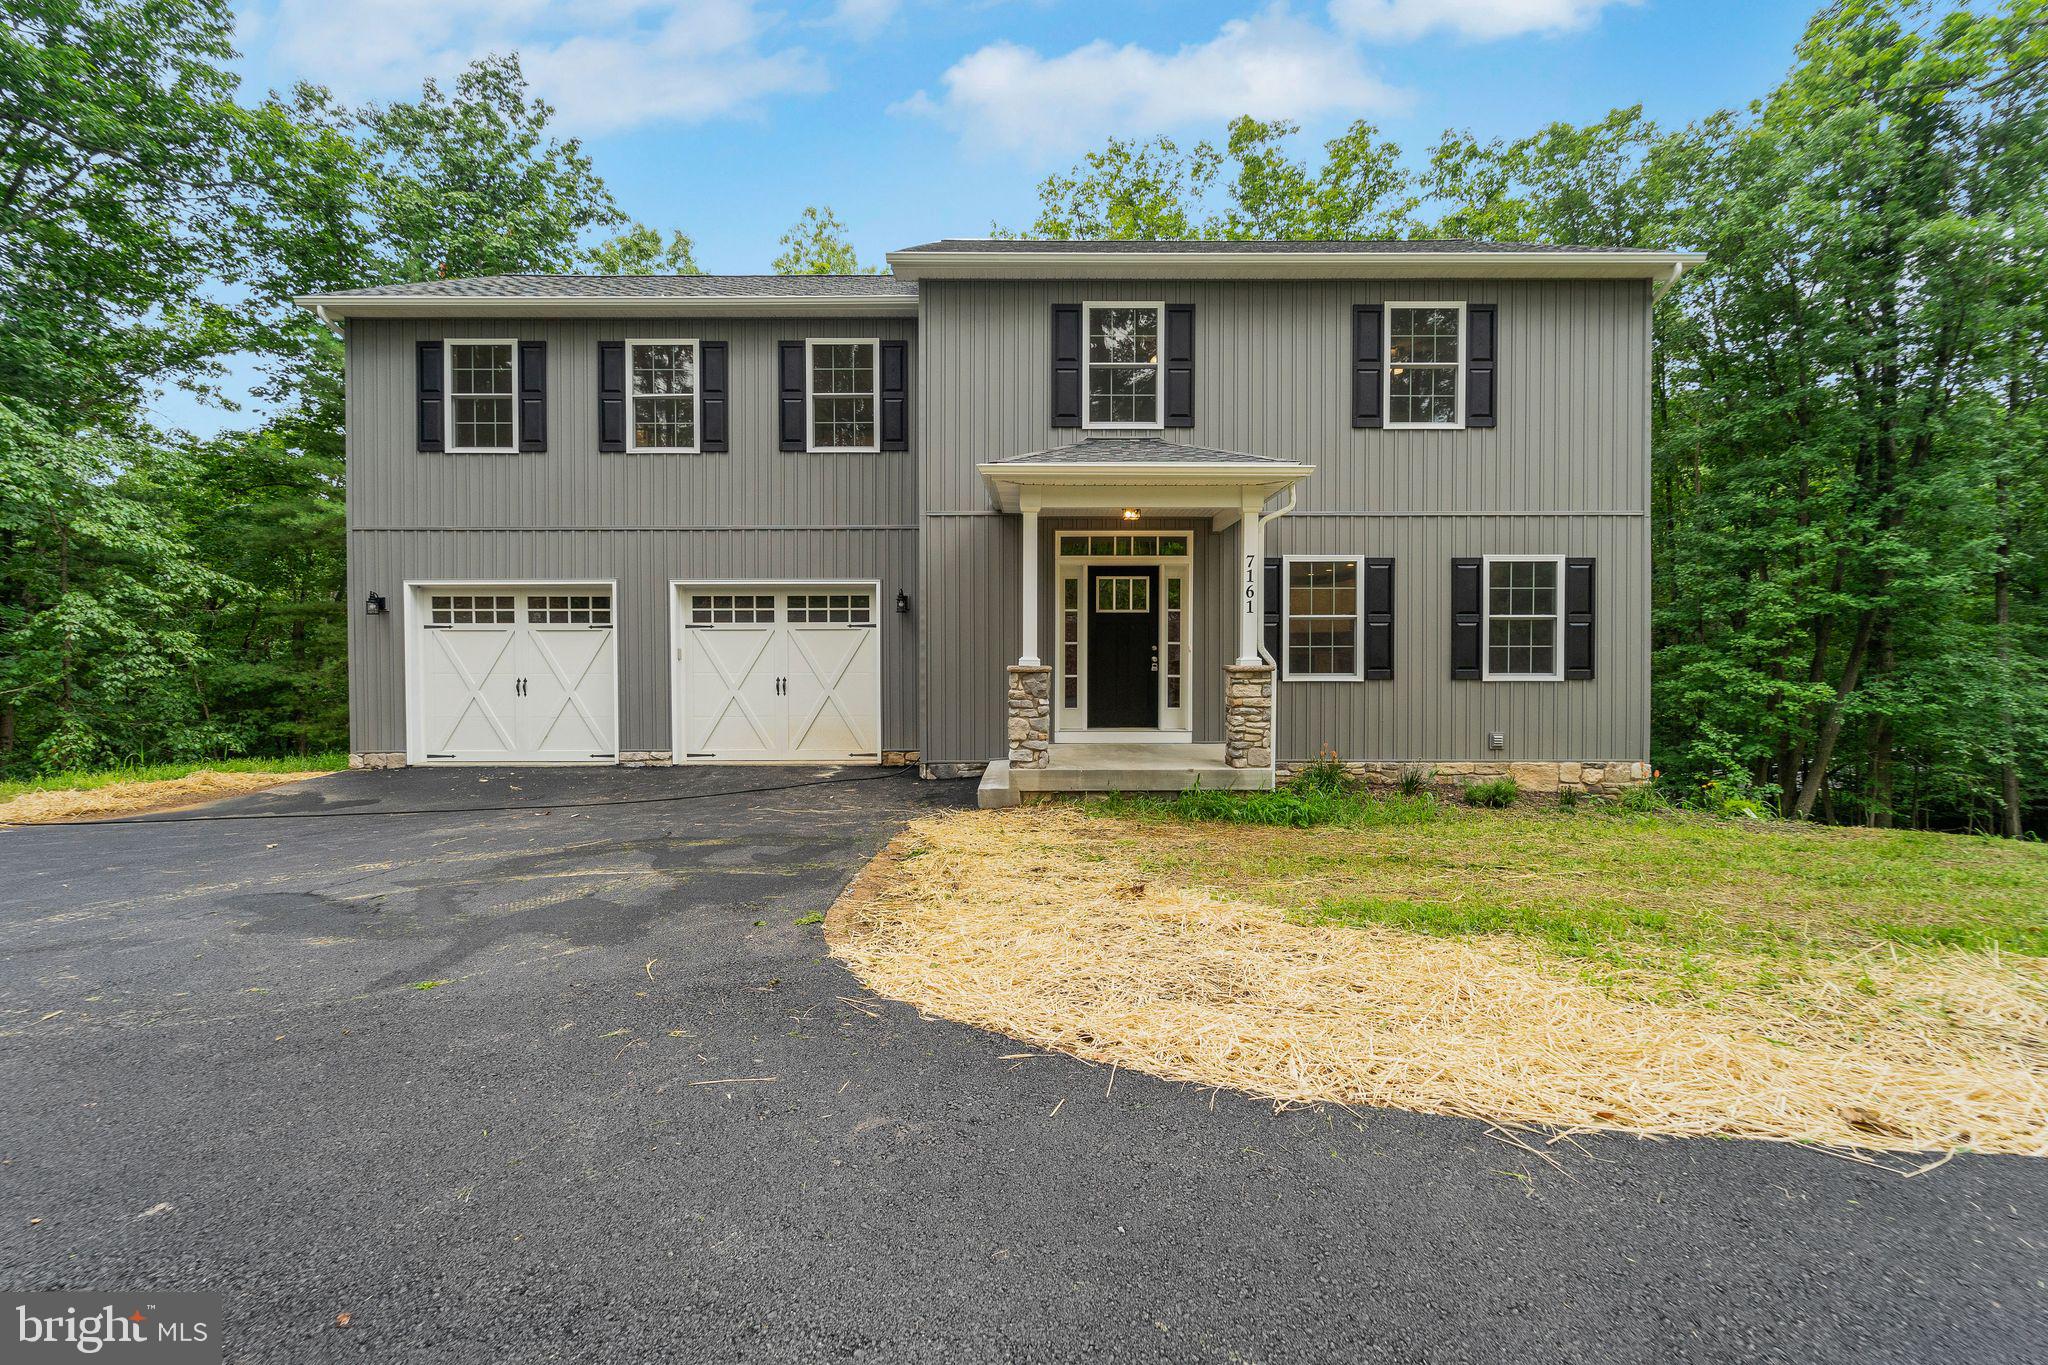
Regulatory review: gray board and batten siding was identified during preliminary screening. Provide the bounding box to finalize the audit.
[343,314,921,757]
[916,276,1653,767]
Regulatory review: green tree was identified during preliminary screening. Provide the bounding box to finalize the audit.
[585,223,701,274]
[772,206,876,273]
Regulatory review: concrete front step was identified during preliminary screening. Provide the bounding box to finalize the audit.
[976,749,1274,809]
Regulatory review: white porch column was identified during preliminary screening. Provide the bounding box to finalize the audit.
[1018,494,1042,666]
[1237,489,1264,664]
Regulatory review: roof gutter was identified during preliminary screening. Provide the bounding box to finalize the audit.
[292,293,920,321]
[889,248,1706,284]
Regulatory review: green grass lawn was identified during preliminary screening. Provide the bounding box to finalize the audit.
[1083,788,2048,1000]
[0,754,348,803]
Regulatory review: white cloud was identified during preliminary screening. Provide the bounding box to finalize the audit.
[823,0,901,38]
[900,6,1405,159]
[1329,0,1636,42]
[236,0,825,133]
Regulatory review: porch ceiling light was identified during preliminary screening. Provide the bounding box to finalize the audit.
[1121,508,1140,522]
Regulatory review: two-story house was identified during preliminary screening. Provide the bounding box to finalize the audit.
[298,239,1698,805]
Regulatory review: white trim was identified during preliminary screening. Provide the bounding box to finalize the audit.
[1080,301,1166,431]
[1280,555,1366,682]
[296,293,918,320]
[402,577,622,765]
[886,246,1705,284]
[666,578,885,765]
[444,338,519,454]
[805,337,881,454]
[1052,533,1194,736]
[1383,302,1465,431]
[1480,553,1566,683]
[623,337,700,454]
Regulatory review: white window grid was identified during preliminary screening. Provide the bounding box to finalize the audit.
[690,593,776,625]
[1282,556,1364,681]
[626,339,698,454]
[1081,301,1164,430]
[430,594,515,626]
[527,594,611,626]
[446,339,517,453]
[1482,554,1564,681]
[1384,302,1464,430]
[807,338,879,453]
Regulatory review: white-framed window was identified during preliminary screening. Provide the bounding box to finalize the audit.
[1385,303,1463,429]
[689,593,775,625]
[788,592,873,624]
[1283,556,1363,680]
[1082,301,1163,429]
[429,593,515,626]
[446,339,517,453]
[1483,554,1563,681]
[808,338,878,453]
[1094,575,1151,613]
[627,339,697,453]
[527,593,611,626]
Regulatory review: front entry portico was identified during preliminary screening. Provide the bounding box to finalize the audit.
[975,437,1312,806]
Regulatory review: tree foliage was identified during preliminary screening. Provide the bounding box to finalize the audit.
[771,205,876,273]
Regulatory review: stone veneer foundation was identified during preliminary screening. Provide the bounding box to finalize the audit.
[348,752,406,770]
[1006,664,1053,770]
[1223,663,1275,770]
[1274,759,1654,797]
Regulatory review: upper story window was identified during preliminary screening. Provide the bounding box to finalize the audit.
[447,340,516,452]
[809,339,878,452]
[1084,302,1162,429]
[1284,557,1362,680]
[1484,555,1562,680]
[1386,303,1463,428]
[628,340,697,453]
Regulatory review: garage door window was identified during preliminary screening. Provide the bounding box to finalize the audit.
[690,593,775,624]
[788,593,872,624]
[430,594,514,626]
[528,593,611,625]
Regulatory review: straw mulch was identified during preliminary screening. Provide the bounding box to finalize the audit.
[830,807,2048,1159]
[0,771,322,825]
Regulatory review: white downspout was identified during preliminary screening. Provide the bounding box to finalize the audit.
[1252,488,1297,783]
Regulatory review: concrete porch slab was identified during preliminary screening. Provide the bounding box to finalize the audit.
[978,743,1273,807]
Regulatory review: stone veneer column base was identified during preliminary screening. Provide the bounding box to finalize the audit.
[349,752,407,771]
[1274,759,1654,797]
[1223,663,1275,769]
[1007,665,1053,770]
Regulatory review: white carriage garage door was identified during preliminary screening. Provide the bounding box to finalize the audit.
[676,584,881,763]
[414,586,618,763]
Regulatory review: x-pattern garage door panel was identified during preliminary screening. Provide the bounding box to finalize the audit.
[683,627,781,759]
[785,626,879,759]
[421,628,521,759]
[414,588,617,763]
[520,629,617,759]
[678,586,882,763]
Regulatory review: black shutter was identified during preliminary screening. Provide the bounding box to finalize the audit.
[416,340,444,452]
[1263,556,1284,678]
[1351,304,1383,428]
[1163,304,1195,428]
[1451,557,1482,679]
[517,340,547,452]
[1564,557,1595,679]
[1050,304,1082,428]
[699,341,728,453]
[597,340,625,452]
[778,340,806,451]
[1466,303,1497,429]
[879,339,909,451]
[1362,557,1394,680]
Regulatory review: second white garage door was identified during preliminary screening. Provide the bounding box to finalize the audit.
[676,584,882,763]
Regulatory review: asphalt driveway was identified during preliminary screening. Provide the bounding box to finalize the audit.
[1,766,2042,1363]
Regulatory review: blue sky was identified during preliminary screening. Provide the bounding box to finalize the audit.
[179,0,1813,431]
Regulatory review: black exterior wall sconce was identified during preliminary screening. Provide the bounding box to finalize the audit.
[365,591,388,616]
[895,590,911,614]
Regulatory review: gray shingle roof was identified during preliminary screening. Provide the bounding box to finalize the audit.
[895,238,1644,255]
[991,437,1294,465]
[312,274,916,301]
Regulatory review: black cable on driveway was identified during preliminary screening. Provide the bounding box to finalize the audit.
[0,765,921,830]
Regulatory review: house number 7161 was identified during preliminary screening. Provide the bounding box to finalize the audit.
[1244,554,1256,613]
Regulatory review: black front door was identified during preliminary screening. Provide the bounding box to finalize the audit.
[1086,566,1159,728]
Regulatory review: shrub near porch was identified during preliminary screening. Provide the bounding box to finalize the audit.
[830,794,2048,1156]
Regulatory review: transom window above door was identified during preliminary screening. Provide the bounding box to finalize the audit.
[809,339,878,452]
[447,340,516,452]
[1057,532,1189,558]
[1386,303,1463,428]
[628,340,697,452]
[1084,303,1162,428]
